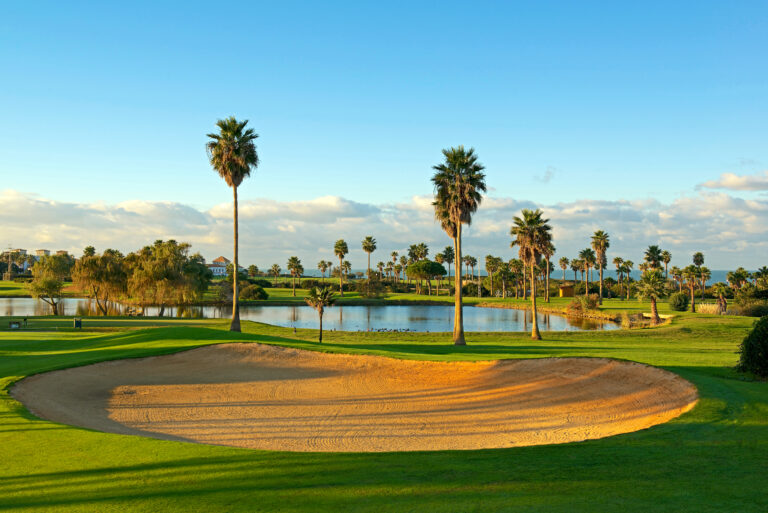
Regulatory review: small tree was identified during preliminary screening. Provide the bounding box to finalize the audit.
[27,254,74,315]
[334,240,349,296]
[738,316,768,377]
[304,287,336,343]
[637,269,667,325]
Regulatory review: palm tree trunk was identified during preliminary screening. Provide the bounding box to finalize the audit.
[318,311,323,343]
[690,284,696,313]
[598,265,604,305]
[585,267,590,296]
[651,297,660,325]
[545,257,551,303]
[367,253,371,279]
[338,257,344,297]
[453,228,465,346]
[230,186,241,332]
[530,261,541,340]
[292,275,296,296]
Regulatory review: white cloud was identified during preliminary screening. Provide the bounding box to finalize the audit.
[697,171,768,191]
[1,189,766,269]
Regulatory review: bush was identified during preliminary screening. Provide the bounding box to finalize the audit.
[462,283,489,297]
[566,294,599,315]
[356,277,386,298]
[248,278,272,288]
[729,302,768,317]
[738,316,768,377]
[239,284,269,301]
[669,292,690,311]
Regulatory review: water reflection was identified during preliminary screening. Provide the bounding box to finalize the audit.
[0,298,618,332]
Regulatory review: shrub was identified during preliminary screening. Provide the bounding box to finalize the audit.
[697,303,721,314]
[462,283,489,297]
[239,284,268,301]
[248,278,272,288]
[356,277,385,298]
[738,316,768,377]
[668,292,690,311]
[566,294,599,315]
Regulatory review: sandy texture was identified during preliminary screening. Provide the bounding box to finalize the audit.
[12,344,698,452]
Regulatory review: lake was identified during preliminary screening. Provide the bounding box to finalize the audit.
[0,298,618,332]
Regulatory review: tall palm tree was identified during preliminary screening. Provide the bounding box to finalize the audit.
[270,264,281,287]
[623,260,634,300]
[206,116,258,332]
[613,256,624,297]
[693,252,705,298]
[559,257,569,282]
[317,260,329,283]
[432,145,486,345]
[361,236,377,278]
[377,261,385,279]
[399,256,408,282]
[591,230,610,305]
[435,253,445,293]
[304,287,336,343]
[579,248,596,295]
[637,269,666,325]
[661,250,672,279]
[334,240,348,296]
[287,256,302,297]
[644,245,663,270]
[670,265,682,292]
[570,258,581,284]
[700,266,711,299]
[682,265,699,313]
[542,242,555,302]
[511,209,552,340]
[390,251,399,281]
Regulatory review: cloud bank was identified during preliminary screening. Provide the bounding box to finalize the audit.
[1,189,766,269]
[698,171,768,191]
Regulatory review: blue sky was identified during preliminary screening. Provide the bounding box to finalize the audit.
[1,2,767,268]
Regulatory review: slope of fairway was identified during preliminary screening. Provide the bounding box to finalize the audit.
[13,344,697,451]
[0,310,767,512]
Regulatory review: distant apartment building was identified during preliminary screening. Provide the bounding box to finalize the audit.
[55,250,69,256]
[208,256,230,277]
[35,249,50,257]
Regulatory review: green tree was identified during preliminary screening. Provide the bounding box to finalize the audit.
[682,265,699,313]
[72,248,127,315]
[644,245,663,270]
[579,248,596,295]
[27,254,74,315]
[334,240,349,296]
[622,260,634,300]
[304,287,336,343]
[636,269,667,325]
[270,264,281,287]
[206,116,259,332]
[247,265,259,277]
[661,250,672,279]
[591,230,610,304]
[317,260,330,283]
[432,145,486,345]
[287,256,302,297]
[559,256,570,281]
[511,209,552,340]
[361,236,377,278]
[442,246,455,280]
[407,260,446,295]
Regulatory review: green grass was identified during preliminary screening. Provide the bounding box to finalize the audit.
[0,310,766,512]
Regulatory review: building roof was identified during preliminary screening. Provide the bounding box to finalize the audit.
[212,256,231,265]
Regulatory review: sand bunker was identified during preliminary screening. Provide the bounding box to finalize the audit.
[12,344,698,452]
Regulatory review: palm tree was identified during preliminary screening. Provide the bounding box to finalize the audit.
[377,261,385,279]
[700,266,711,299]
[334,240,348,296]
[462,255,473,279]
[579,248,596,295]
[644,245,663,270]
[399,256,408,282]
[511,209,552,341]
[755,266,768,289]
[623,260,634,300]
[432,145,487,345]
[442,246,455,280]
[693,252,705,299]
[559,257,569,282]
[318,260,330,283]
[206,116,259,332]
[287,256,302,297]
[542,242,555,302]
[613,256,624,297]
[270,264,281,287]
[637,269,666,325]
[670,265,682,292]
[590,230,610,305]
[361,236,377,278]
[304,287,336,343]
[435,253,445,294]
[661,250,672,279]
[390,251,399,281]
[341,260,352,282]
[570,258,581,284]
[682,265,699,313]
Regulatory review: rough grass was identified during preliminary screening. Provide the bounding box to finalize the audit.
[0,312,766,512]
